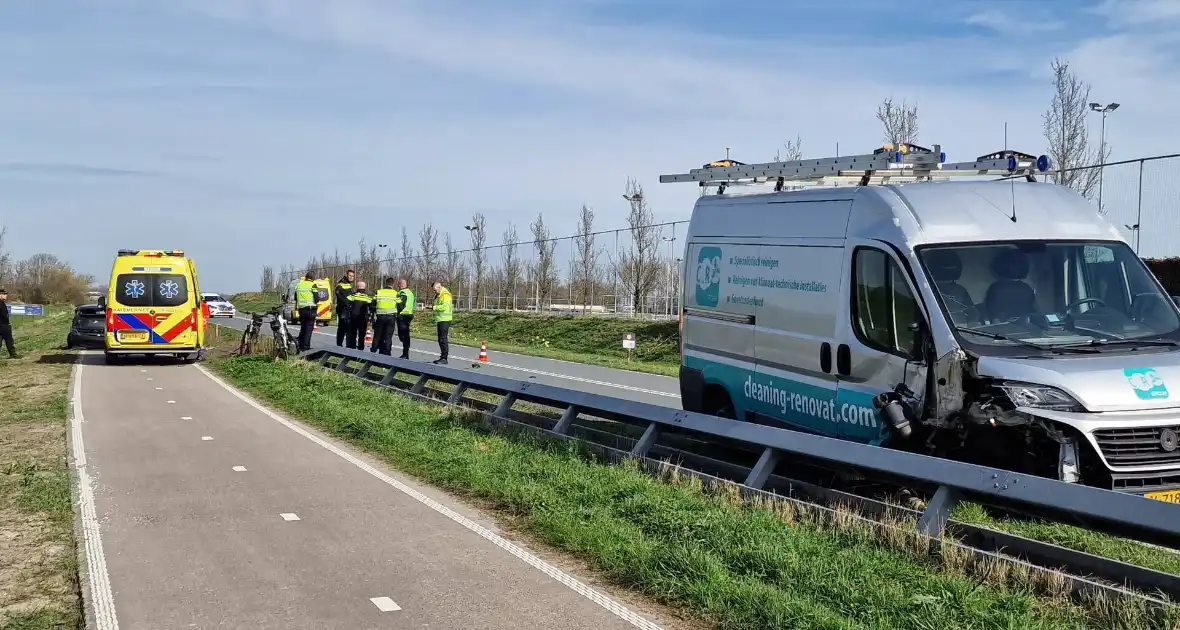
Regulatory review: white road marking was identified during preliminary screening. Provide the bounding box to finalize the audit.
[227,317,679,399]
[197,365,664,630]
[370,596,401,612]
[140,369,146,373]
[146,377,152,381]
[232,466,247,472]
[280,512,300,521]
[155,387,163,390]
[181,416,192,420]
[201,436,213,441]
[166,400,175,404]
[69,358,121,629]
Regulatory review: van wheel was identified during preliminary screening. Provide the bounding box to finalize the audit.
[103,352,121,365]
[704,387,736,420]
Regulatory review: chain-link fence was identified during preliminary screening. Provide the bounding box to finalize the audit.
[1059,153,1180,259]
[266,152,1180,317]
[272,220,689,320]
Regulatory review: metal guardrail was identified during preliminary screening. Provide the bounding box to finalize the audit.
[296,345,1180,597]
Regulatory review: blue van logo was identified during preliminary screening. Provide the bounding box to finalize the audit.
[1125,367,1169,400]
[695,247,722,307]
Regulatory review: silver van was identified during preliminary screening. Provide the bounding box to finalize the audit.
[665,146,1180,501]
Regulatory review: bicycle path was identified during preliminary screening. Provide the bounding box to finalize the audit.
[221,316,681,408]
[70,352,667,629]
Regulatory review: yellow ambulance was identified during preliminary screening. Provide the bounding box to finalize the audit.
[101,249,206,364]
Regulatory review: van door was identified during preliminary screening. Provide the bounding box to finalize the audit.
[835,241,928,445]
[680,240,757,418]
[753,243,845,436]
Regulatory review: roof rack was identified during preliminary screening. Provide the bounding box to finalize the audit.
[659,144,1054,194]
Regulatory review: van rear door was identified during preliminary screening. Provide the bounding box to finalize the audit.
[110,270,198,347]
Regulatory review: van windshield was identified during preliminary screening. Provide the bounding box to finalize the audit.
[115,273,189,308]
[917,241,1180,356]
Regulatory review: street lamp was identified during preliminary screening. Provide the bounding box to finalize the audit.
[1088,102,1119,213]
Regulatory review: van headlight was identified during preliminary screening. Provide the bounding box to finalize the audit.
[998,382,1083,412]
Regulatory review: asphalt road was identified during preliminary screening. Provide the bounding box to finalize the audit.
[69,352,667,629]
[219,316,682,409]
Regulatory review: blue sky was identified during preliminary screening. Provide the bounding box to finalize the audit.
[2,0,1180,292]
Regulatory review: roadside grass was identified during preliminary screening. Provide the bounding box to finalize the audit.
[0,308,82,629]
[227,291,280,314]
[208,353,1179,630]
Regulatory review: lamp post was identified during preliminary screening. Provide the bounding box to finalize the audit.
[1088,102,1119,213]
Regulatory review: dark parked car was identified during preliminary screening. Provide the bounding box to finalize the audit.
[67,305,106,349]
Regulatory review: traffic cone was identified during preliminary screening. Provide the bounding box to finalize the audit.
[479,340,488,363]
[365,328,373,344]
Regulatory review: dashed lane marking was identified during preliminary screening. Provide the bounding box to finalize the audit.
[280,513,300,521]
[370,597,401,612]
[232,466,247,472]
[197,364,664,630]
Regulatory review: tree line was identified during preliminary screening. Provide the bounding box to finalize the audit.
[262,177,679,315]
[263,56,1117,313]
[0,226,95,305]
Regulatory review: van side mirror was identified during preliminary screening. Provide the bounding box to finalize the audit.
[97,296,107,309]
[907,320,929,361]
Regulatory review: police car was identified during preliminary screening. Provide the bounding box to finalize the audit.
[200,293,236,318]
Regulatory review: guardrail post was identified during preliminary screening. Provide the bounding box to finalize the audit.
[379,368,398,386]
[318,353,332,366]
[551,405,579,435]
[337,357,350,371]
[410,374,429,395]
[446,383,468,405]
[355,361,373,379]
[916,485,961,537]
[494,393,518,418]
[743,447,781,490]
[631,422,660,457]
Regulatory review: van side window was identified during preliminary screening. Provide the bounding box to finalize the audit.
[853,248,921,357]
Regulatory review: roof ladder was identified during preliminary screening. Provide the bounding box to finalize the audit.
[659,144,1054,194]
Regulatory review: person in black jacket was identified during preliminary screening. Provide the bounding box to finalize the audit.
[0,288,17,359]
[334,269,355,347]
[344,280,374,350]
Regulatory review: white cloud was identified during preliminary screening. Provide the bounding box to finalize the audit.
[965,10,1064,35]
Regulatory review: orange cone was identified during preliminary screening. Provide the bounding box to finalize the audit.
[479,340,489,362]
[365,328,373,344]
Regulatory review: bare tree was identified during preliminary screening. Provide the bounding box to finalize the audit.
[528,213,558,310]
[1043,57,1107,202]
[573,204,601,313]
[355,238,381,287]
[469,213,487,307]
[0,225,11,287]
[10,252,93,304]
[396,227,415,284]
[442,233,464,302]
[418,223,440,293]
[876,97,919,146]
[501,224,521,310]
[774,134,804,161]
[259,265,276,292]
[610,177,664,314]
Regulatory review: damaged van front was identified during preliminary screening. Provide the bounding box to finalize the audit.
[917,239,1180,502]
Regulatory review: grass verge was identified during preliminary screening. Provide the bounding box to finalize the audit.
[207,351,1177,629]
[0,308,82,629]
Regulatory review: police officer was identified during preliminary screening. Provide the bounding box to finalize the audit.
[372,278,399,356]
[431,281,453,365]
[334,269,355,347]
[0,288,17,359]
[345,280,373,350]
[395,278,415,359]
[295,273,317,352]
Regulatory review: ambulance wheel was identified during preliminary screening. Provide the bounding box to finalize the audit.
[103,352,122,365]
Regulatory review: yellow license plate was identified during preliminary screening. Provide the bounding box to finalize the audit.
[119,330,149,343]
[1144,490,1180,504]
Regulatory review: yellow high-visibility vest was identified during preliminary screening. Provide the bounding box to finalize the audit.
[375,288,399,315]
